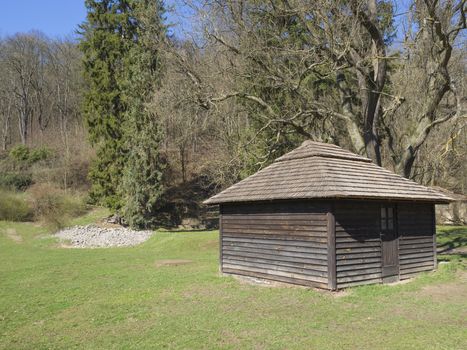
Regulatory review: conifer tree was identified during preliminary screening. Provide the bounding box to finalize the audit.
[121,0,166,228]
[81,0,166,227]
[80,0,136,210]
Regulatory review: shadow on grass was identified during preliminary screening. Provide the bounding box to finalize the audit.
[159,228,218,233]
[438,252,466,261]
[437,236,467,253]
[437,226,467,254]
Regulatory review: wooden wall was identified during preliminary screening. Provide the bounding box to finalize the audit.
[220,201,330,289]
[334,202,383,288]
[219,200,437,290]
[398,203,436,280]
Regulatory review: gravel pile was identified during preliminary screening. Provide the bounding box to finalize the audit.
[54,225,154,248]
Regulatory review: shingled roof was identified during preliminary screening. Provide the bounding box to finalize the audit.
[204,141,452,204]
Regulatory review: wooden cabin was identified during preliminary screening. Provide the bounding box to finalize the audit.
[204,141,452,290]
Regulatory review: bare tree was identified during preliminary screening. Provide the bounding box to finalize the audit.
[0,94,13,151]
[171,0,464,179]
[48,39,83,188]
[389,0,466,177]
[0,33,52,144]
[0,32,87,190]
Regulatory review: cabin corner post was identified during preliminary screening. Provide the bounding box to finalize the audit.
[219,204,224,273]
[327,206,337,290]
[432,204,437,270]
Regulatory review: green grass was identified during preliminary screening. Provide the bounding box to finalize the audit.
[437,225,467,263]
[0,218,466,350]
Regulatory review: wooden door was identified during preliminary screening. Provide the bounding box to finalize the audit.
[380,205,399,281]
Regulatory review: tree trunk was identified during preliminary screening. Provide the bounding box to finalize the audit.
[341,0,387,165]
[19,108,28,145]
[1,99,12,151]
[398,147,416,178]
[336,72,365,154]
[180,145,187,183]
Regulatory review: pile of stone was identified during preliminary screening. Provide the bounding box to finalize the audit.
[54,224,154,248]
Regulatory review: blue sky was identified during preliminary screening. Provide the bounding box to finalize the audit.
[0,0,185,39]
[0,0,407,41]
[0,0,87,38]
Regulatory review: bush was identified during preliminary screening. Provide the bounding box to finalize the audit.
[29,147,52,163]
[28,184,88,230]
[61,193,88,218]
[0,190,34,221]
[0,172,33,191]
[9,145,30,162]
[9,145,53,166]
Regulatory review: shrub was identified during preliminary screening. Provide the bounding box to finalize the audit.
[29,147,52,163]
[0,189,34,221]
[0,172,33,191]
[9,145,53,166]
[61,193,88,218]
[28,184,88,230]
[9,145,30,162]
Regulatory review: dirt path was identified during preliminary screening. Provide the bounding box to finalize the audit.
[418,270,467,303]
[154,259,193,267]
[5,228,23,243]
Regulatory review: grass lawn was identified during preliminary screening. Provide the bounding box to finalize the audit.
[0,211,466,349]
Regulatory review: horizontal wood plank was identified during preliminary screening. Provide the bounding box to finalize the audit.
[223,241,327,253]
[223,233,327,242]
[336,257,381,266]
[223,259,328,277]
[222,268,329,289]
[337,267,381,278]
[336,246,381,254]
[222,227,327,235]
[338,278,382,288]
[222,247,327,261]
[223,251,328,266]
[222,264,329,284]
[223,254,328,271]
[399,260,434,270]
[337,272,382,283]
[337,251,382,259]
[336,262,382,271]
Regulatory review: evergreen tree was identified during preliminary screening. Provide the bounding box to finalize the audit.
[80,0,136,210]
[80,0,166,225]
[121,0,166,229]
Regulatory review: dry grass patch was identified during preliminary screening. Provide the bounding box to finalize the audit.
[5,228,22,243]
[154,259,193,267]
[418,270,467,303]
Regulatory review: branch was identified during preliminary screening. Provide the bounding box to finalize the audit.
[209,33,240,54]
[412,108,462,154]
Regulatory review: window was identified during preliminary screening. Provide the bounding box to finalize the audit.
[381,206,395,231]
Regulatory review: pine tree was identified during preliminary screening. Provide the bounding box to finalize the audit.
[80,0,136,210]
[80,0,166,226]
[80,0,166,223]
[121,0,166,229]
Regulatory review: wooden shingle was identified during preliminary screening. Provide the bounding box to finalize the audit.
[205,141,452,204]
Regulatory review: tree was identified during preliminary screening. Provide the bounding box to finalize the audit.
[389,0,466,177]
[0,33,51,145]
[177,0,465,179]
[121,0,167,229]
[79,0,136,210]
[80,0,167,225]
[49,39,84,189]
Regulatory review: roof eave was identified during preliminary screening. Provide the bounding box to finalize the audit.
[203,195,453,205]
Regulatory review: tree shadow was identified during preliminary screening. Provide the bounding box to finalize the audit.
[161,228,218,233]
[437,228,467,254]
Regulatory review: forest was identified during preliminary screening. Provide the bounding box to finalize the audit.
[0,0,465,229]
